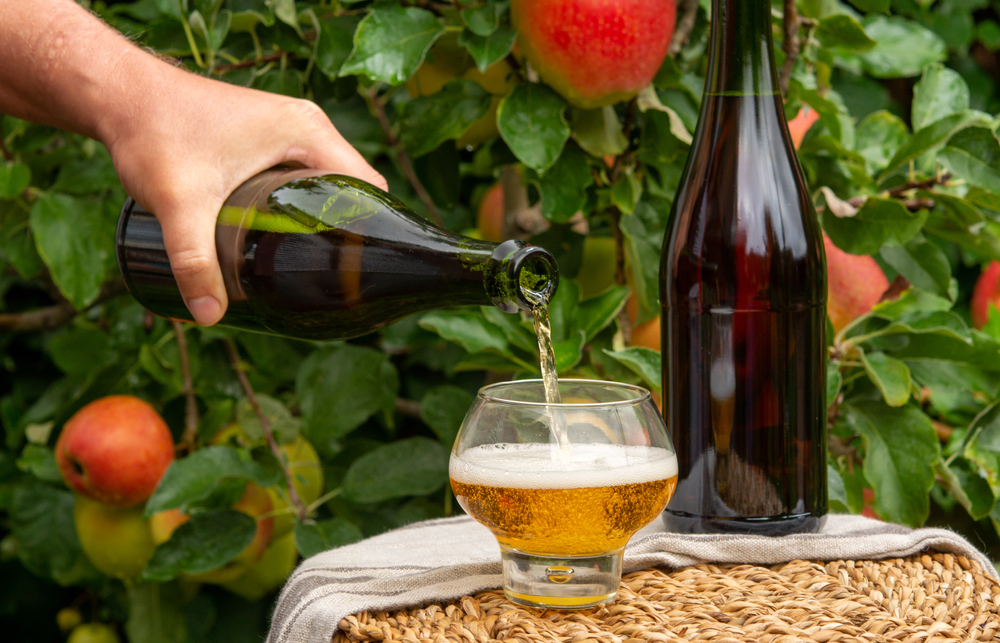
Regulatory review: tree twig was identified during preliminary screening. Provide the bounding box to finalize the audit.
[364,86,445,227]
[0,279,127,332]
[669,0,700,56]
[214,51,292,72]
[779,0,800,95]
[608,207,632,345]
[223,338,308,522]
[887,173,951,198]
[395,397,422,418]
[172,320,199,455]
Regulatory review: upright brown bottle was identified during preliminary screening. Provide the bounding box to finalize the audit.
[660,0,827,534]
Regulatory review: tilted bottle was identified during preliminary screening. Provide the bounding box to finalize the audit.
[660,0,827,534]
[117,169,558,340]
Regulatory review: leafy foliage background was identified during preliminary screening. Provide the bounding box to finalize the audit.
[3,0,1000,641]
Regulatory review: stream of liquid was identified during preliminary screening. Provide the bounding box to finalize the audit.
[531,303,571,455]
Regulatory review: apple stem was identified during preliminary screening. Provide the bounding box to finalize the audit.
[172,320,199,455]
[364,86,445,228]
[223,338,309,522]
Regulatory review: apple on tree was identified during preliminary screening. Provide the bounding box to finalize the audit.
[55,395,175,507]
[971,260,1000,329]
[824,234,889,334]
[150,481,276,584]
[511,0,677,108]
[73,494,156,580]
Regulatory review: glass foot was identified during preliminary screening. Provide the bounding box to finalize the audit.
[500,548,622,609]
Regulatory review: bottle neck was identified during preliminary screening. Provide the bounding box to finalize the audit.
[706,0,779,98]
[486,240,559,313]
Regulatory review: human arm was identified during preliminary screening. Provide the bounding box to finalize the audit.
[0,0,386,325]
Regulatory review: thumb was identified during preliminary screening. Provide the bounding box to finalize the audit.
[156,201,228,326]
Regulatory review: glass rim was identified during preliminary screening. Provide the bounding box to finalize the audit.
[478,378,653,408]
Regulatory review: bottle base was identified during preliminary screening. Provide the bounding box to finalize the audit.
[500,548,622,609]
[662,510,826,536]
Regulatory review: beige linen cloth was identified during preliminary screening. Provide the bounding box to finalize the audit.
[266,514,998,643]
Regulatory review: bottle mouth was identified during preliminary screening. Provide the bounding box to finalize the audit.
[511,245,559,310]
[488,240,559,313]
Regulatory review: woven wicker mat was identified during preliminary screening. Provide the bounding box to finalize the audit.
[334,551,1000,643]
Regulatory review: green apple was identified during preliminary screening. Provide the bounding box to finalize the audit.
[73,494,155,580]
[68,623,121,643]
[220,532,299,601]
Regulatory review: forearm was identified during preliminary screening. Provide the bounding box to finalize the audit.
[0,0,166,144]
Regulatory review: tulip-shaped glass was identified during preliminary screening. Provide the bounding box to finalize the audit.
[450,379,677,609]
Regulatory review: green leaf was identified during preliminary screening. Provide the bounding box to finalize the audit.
[911,63,970,131]
[9,483,96,586]
[340,6,445,85]
[145,446,280,516]
[828,464,850,514]
[0,161,31,198]
[419,310,510,354]
[480,306,536,353]
[845,0,889,13]
[125,582,187,643]
[860,351,912,407]
[611,169,643,215]
[342,437,448,504]
[268,0,300,34]
[878,236,952,299]
[621,198,668,324]
[547,279,579,343]
[534,145,592,223]
[822,197,926,256]
[906,359,996,414]
[577,285,630,342]
[142,510,256,581]
[553,329,586,372]
[296,344,399,442]
[420,385,474,447]
[316,14,363,79]
[15,444,61,483]
[294,519,363,558]
[461,0,504,36]
[30,193,111,310]
[938,126,1000,193]
[602,347,662,398]
[458,26,516,72]
[816,14,876,51]
[0,206,44,278]
[399,79,491,158]
[854,110,909,172]
[859,16,947,78]
[570,106,629,157]
[970,399,1000,453]
[497,84,570,173]
[49,327,112,376]
[235,394,300,445]
[934,460,995,520]
[841,401,940,527]
[879,110,993,180]
[827,361,843,407]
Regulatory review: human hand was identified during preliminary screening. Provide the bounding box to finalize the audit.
[99,62,386,326]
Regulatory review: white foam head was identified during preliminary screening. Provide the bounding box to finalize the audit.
[449,443,677,489]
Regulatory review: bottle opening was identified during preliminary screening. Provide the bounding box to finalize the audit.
[513,247,559,311]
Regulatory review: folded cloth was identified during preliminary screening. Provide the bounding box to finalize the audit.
[266,514,998,643]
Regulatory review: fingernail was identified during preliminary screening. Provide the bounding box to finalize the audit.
[187,296,222,326]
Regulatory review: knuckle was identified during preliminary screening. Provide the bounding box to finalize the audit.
[168,250,215,281]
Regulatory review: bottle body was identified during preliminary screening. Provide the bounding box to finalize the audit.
[659,0,827,534]
[117,169,558,340]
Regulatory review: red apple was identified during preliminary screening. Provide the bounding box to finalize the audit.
[971,260,1000,329]
[511,0,677,109]
[476,182,505,243]
[56,396,174,507]
[787,106,820,150]
[824,234,889,334]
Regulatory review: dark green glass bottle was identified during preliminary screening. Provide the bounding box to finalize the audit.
[660,0,827,534]
[117,169,558,340]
